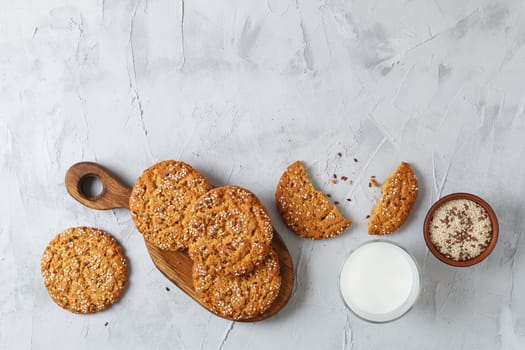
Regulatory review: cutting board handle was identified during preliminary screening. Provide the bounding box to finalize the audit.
[65,162,132,210]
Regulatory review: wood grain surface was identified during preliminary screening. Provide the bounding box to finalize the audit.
[65,162,294,321]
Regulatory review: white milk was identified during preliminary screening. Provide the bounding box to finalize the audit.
[339,240,420,322]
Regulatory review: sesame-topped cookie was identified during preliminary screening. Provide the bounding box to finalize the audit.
[129,160,212,251]
[185,186,273,276]
[275,161,352,239]
[368,162,418,235]
[41,227,127,314]
[193,249,281,320]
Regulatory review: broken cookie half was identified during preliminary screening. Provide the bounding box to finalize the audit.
[368,162,418,235]
[275,161,352,239]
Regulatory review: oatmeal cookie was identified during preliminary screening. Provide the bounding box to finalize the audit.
[192,249,281,320]
[41,227,127,314]
[275,161,351,239]
[129,160,212,250]
[185,186,273,276]
[368,162,418,235]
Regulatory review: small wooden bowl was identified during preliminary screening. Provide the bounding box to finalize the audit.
[423,193,499,267]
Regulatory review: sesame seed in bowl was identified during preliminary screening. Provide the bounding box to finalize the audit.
[423,193,499,267]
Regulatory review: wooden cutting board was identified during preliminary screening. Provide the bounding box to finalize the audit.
[65,162,294,322]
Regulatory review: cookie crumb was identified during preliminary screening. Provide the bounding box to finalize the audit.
[331,179,337,184]
[370,178,379,187]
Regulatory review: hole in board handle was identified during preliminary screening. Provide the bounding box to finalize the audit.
[80,175,104,199]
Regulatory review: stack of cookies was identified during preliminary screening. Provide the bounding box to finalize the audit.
[129,161,281,320]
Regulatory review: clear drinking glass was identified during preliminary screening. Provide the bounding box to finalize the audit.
[339,240,421,323]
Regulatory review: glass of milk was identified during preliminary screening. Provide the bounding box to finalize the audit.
[339,240,421,323]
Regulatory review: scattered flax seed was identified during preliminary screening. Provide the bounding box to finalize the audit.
[353,158,358,163]
[337,152,342,157]
[341,176,348,181]
[368,182,372,187]
[334,201,340,205]
[105,322,109,327]
[370,178,379,187]
[333,174,337,179]
[366,215,370,219]
[326,194,332,198]
[346,198,352,202]
[165,287,170,292]
[429,199,492,261]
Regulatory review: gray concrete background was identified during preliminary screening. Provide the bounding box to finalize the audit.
[1,0,525,349]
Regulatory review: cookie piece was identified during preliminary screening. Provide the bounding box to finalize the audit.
[275,161,352,239]
[41,227,127,314]
[368,162,418,235]
[193,249,281,320]
[185,186,273,276]
[130,160,212,251]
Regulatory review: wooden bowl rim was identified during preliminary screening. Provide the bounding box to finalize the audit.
[423,192,499,267]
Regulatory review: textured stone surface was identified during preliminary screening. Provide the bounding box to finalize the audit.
[1,0,525,349]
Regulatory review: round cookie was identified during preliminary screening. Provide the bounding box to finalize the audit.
[185,186,273,276]
[41,227,127,314]
[129,160,212,251]
[193,249,281,320]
